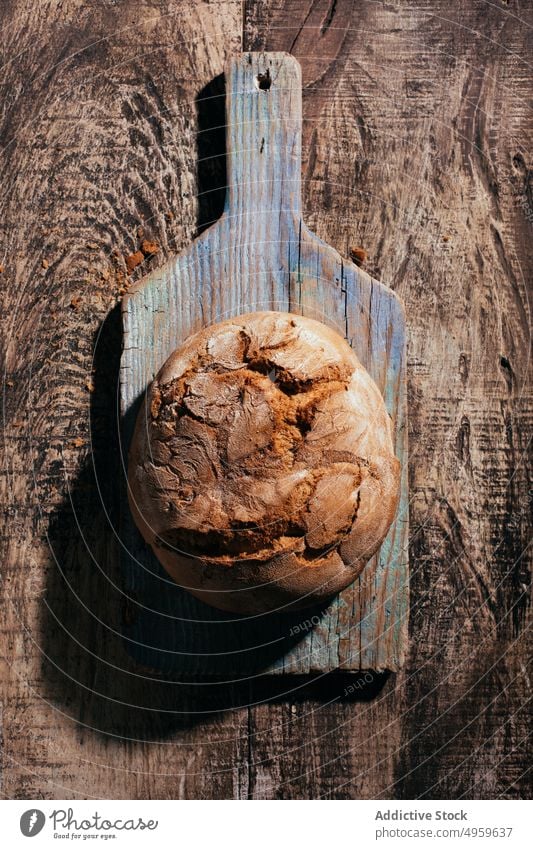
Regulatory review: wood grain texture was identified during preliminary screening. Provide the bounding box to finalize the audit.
[0,0,531,800]
[243,0,533,799]
[120,51,408,676]
[0,0,249,800]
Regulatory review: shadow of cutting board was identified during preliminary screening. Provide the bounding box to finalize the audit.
[119,52,408,677]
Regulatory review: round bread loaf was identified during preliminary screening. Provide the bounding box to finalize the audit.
[128,311,400,614]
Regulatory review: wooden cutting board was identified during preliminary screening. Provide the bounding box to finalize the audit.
[119,52,408,678]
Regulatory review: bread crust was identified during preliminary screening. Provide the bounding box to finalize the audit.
[128,311,400,614]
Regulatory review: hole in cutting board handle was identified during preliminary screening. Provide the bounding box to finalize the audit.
[255,68,272,91]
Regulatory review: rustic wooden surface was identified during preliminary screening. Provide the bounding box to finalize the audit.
[1,0,531,799]
[120,51,408,677]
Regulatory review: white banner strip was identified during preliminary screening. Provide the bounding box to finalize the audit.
[2,799,529,848]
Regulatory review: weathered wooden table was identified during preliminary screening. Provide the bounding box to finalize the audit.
[1,0,531,799]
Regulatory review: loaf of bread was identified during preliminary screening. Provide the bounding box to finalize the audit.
[128,311,400,614]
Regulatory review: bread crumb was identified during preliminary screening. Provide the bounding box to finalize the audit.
[442,234,450,242]
[86,242,99,249]
[141,239,159,256]
[0,265,4,273]
[349,246,367,266]
[125,251,144,273]
[70,295,82,310]
[72,437,85,447]
[85,378,95,392]
[42,258,49,269]
[6,379,14,387]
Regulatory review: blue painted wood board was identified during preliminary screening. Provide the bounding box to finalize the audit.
[119,52,409,677]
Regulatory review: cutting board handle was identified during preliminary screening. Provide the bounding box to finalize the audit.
[224,52,303,224]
